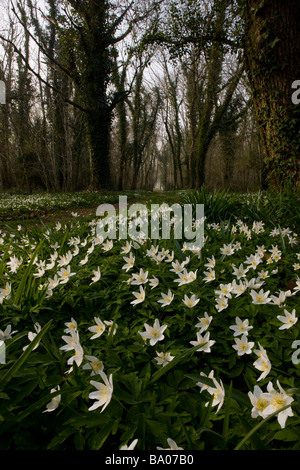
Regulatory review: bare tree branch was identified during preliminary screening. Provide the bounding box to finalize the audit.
[0,31,88,113]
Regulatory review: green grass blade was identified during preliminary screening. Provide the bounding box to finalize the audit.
[222,380,232,444]
[0,319,53,390]
[13,243,41,306]
[0,244,11,279]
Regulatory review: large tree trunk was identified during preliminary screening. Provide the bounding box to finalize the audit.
[244,0,300,189]
[87,105,113,190]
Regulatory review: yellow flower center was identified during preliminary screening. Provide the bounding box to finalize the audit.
[256,397,269,411]
[213,388,222,400]
[150,329,159,338]
[260,361,269,371]
[270,396,286,410]
[92,360,103,371]
[99,385,108,399]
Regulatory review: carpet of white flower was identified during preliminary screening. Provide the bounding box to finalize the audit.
[0,191,127,220]
[0,204,299,450]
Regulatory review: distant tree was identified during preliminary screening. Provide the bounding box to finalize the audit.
[144,0,245,189]
[0,17,16,190]
[111,47,161,190]
[126,55,161,189]
[161,56,184,189]
[11,3,35,192]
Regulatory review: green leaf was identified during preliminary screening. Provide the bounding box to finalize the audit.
[91,419,119,450]
[174,239,184,261]
[0,244,11,279]
[0,319,53,391]
[13,243,41,306]
[222,381,232,443]
[273,428,300,442]
[74,431,85,450]
[114,384,138,405]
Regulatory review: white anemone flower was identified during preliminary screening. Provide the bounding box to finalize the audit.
[190,331,215,353]
[232,335,255,356]
[229,317,253,336]
[57,265,76,284]
[215,295,229,312]
[277,308,298,330]
[149,276,159,289]
[195,312,213,334]
[0,282,11,303]
[23,322,42,351]
[157,438,183,450]
[253,343,272,381]
[248,385,270,419]
[60,329,81,352]
[120,439,138,450]
[131,268,148,285]
[261,381,294,429]
[130,285,146,305]
[157,289,174,307]
[203,269,215,282]
[122,252,135,272]
[89,371,113,413]
[88,317,106,339]
[43,386,61,413]
[154,351,175,366]
[250,288,271,305]
[90,266,101,285]
[138,319,167,346]
[196,371,225,413]
[82,355,104,375]
[182,293,200,308]
[0,324,18,341]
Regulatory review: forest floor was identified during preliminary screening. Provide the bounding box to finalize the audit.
[0,190,181,227]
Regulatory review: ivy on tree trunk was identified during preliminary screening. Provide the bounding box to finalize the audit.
[244,0,300,189]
